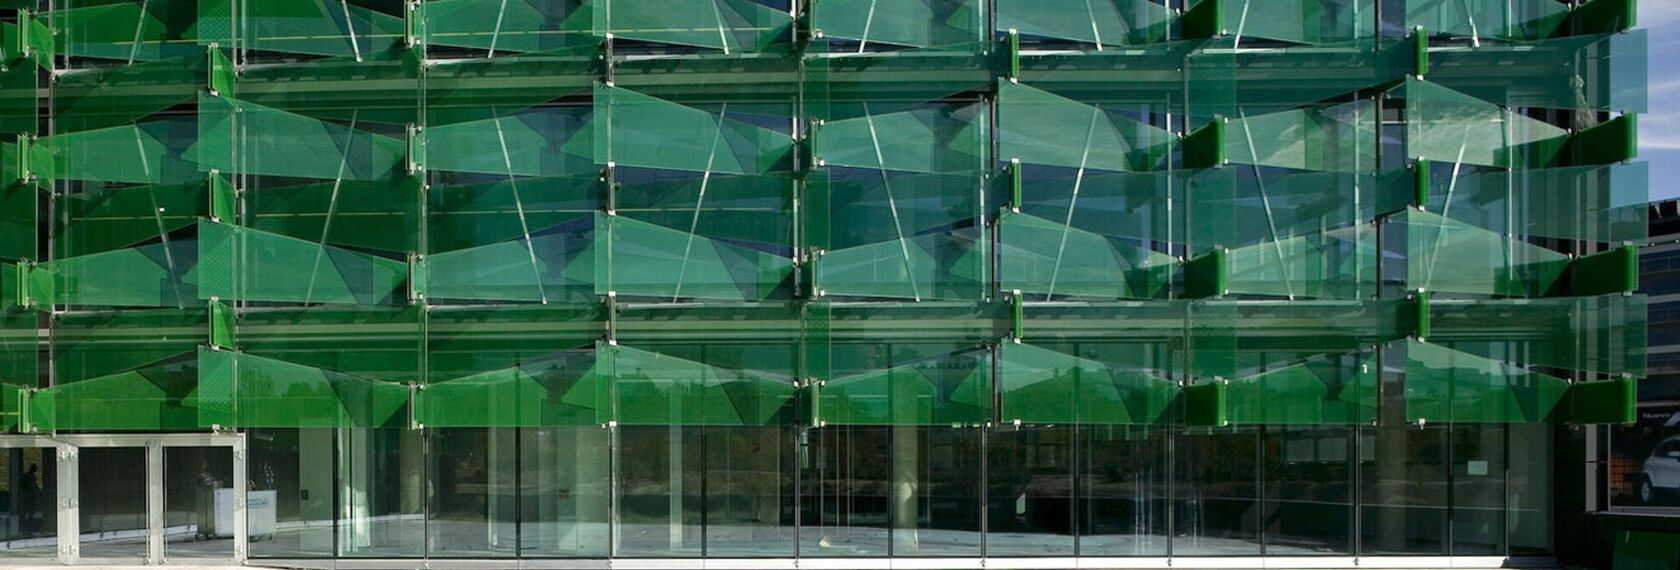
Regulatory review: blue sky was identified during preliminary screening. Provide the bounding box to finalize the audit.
[1642,3,1680,200]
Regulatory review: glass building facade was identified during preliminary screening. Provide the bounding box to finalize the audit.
[0,0,1650,566]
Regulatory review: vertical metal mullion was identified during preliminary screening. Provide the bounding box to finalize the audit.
[978,421,988,559]
[884,423,893,558]
[233,435,249,563]
[1071,422,1081,557]
[421,428,431,562]
[1353,420,1364,556]
[1165,428,1176,559]
[608,422,619,558]
[146,442,164,564]
[1258,425,1267,557]
[1503,423,1513,556]
[331,428,340,558]
[514,427,522,557]
[55,443,78,565]
[699,425,707,558]
[1446,424,1456,557]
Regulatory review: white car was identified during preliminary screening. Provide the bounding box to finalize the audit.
[1640,435,1680,504]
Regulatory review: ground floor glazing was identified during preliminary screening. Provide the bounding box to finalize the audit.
[0,424,1557,564]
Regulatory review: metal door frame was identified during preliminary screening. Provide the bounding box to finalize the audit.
[0,433,246,566]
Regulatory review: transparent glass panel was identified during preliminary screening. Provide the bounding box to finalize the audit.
[1360,426,1449,555]
[428,428,518,558]
[248,428,336,559]
[1171,429,1262,556]
[1450,423,1505,555]
[0,447,56,559]
[1263,426,1353,555]
[613,425,703,557]
[987,426,1075,556]
[519,426,611,558]
[1078,426,1169,556]
[337,428,425,558]
[891,425,981,557]
[800,425,891,556]
[705,426,797,557]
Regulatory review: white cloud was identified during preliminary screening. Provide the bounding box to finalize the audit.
[1642,108,1680,150]
[1644,2,1680,29]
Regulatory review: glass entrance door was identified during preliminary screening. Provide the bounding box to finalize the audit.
[77,447,148,561]
[0,434,247,565]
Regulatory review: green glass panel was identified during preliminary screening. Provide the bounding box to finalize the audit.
[426,107,594,177]
[597,212,792,302]
[819,346,991,426]
[594,83,793,175]
[25,387,52,432]
[34,241,198,308]
[819,233,984,301]
[1400,208,1570,298]
[0,382,20,431]
[998,341,1176,425]
[426,304,604,383]
[237,306,421,383]
[51,0,204,62]
[424,54,598,123]
[1003,167,1176,300]
[815,0,985,50]
[1429,30,1648,114]
[1225,351,1376,425]
[200,348,408,428]
[0,307,34,391]
[0,56,37,134]
[230,54,421,125]
[1187,300,1399,381]
[1405,0,1570,42]
[428,175,599,253]
[996,0,1171,47]
[417,351,605,427]
[195,94,407,181]
[613,173,792,252]
[594,0,792,53]
[999,210,1175,300]
[1224,224,1375,300]
[808,101,986,302]
[240,0,407,59]
[0,151,39,262]
[46,357,199,431]
[1425,163,1647,245]
[813,104,984,173]
[422,0,593,56]
[1405,339,1569,424]
[1431,295,1646,378]
[426,232,596,304]
[44,118,199,184]
[608,343,796,426]
[52,308,204,385]
[1188,169,1377,299]
[997,79,1172,171]
[57,182,203,258]
[244,177,420,254]
[192,219,408,306]
[1220,0,1375,45]
[1397,78,1569,169]
[51,50,209,134]
[1225,99,1375,172]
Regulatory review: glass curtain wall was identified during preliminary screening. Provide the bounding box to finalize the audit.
[0,0,1643,564]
